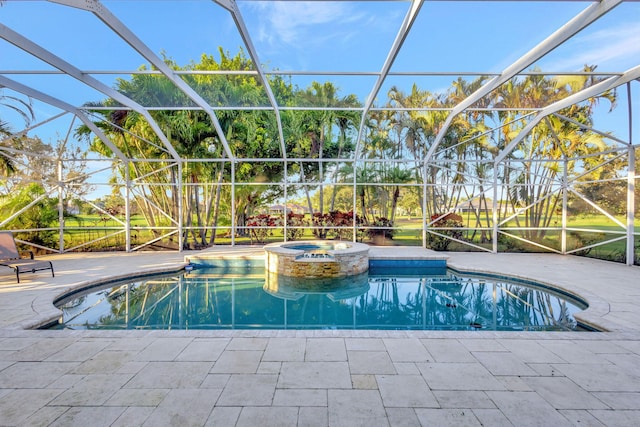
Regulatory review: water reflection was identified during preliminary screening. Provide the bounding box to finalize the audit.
[55,268,584,331]
[264,271,370,301]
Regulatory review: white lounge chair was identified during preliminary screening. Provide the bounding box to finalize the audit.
[0,231,54,283]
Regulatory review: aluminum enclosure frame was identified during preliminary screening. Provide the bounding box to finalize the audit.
[1,0,638,265]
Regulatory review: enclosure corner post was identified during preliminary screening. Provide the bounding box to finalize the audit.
[57,158,65,254]
[125,160,131,253]
[178,161,183,252]
[562,156,568,255]
[626,81,635,266]
[231,160,236,246]
[626,146,635,266]
[422,161,428,249]
[492,161,499,253]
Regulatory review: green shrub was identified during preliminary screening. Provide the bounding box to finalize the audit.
[285,212,308,240]
[311,210,366,240]
[367,217,394,240]
[246,214,282,243]
[427,213,464,251]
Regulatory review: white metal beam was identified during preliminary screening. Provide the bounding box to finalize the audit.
[627,147,635,265]
[0,74,127,162]
[354,0,424,159]
[425,0,623,162]
[215,0,288,159]
[0,22,181,160]
[48,0,236,161]
[495,64,640,163]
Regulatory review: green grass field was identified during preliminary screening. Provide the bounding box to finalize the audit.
[57,213,638,263]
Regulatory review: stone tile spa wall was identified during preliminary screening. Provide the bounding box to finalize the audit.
[264,241,370,279]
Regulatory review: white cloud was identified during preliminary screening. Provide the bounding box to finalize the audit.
[542,21,640,71]
[247,2,381,54]
[268,3,351,43]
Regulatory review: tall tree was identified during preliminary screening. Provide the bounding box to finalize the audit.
[78,49,301,247]
[291,82,360,215]
[1,90,35,175]
[491,66,617,242]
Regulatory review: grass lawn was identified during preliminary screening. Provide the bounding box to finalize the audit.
[58,213,638,263]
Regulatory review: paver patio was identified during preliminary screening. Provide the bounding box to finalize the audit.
[1,248,639,426]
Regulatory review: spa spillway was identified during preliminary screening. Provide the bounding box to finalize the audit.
[264,241,369,278]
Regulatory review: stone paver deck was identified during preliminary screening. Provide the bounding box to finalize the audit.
[1,247,639,426]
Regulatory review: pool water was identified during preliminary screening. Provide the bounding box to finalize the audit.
[53,267,586,331]
[282,242,349,251]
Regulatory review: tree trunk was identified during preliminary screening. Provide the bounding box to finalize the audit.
[390,185,400,223]
[208,166,225,245]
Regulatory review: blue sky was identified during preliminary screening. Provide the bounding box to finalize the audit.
[3,1,639,94]
[1,0,639,144]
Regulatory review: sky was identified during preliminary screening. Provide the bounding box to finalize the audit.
[2,1,639,104]
[1,0,639,195]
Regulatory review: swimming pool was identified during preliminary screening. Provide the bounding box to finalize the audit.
[53,266,587,331]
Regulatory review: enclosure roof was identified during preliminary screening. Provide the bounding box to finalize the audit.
[1,0,639,162]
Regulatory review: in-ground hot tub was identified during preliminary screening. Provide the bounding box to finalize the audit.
[264,240,369,278]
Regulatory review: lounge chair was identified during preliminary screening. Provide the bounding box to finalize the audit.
[0,231,54,283]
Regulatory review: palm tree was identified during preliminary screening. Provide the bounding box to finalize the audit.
[298,82,335,216]
[329,94,361,212]
[491,66,616,242]
[1,90,35,175]
[77,50,288,247]
[386,84,450,218]
[442,76,495,243]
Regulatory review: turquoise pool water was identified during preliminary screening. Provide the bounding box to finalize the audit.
[282,242,347,251]
[53,267,586,331]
